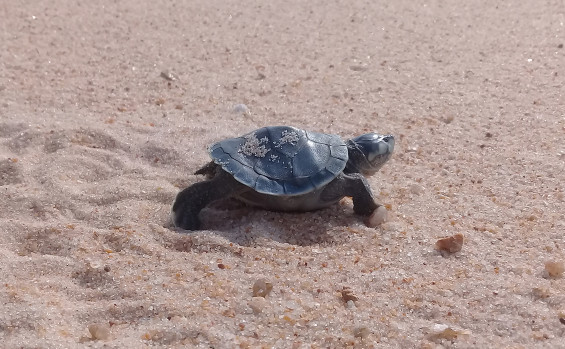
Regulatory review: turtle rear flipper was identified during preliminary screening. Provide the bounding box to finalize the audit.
[172,169,248,230]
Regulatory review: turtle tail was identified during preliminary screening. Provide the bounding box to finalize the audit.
[194,161,218,179]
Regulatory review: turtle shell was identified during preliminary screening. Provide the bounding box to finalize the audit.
[208,126,348,195]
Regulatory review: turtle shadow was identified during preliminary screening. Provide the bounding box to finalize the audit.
[196,199,361,246]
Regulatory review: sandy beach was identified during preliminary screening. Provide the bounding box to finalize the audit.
[1,0,564,347]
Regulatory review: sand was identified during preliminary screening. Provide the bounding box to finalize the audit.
[1,0,564,347]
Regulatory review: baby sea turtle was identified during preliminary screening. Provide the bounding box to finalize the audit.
[172,126,394,230]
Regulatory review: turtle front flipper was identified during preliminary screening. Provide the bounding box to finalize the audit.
[321,173,379,216]
[172,169,248,230]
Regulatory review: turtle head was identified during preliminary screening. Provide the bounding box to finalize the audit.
[346,133,394,175]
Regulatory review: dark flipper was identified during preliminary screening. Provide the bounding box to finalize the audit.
[321,173,379,215]
[172,169,248,230]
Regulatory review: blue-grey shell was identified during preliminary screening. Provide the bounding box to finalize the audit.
[208,126,348,195]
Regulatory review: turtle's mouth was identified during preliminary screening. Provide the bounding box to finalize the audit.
[364,152,392,174]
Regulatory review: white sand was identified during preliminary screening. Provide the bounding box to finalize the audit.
[1,0,564,347]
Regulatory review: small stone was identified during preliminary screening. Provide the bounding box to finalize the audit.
[544,261,564,278]
[443,115,455,124]
[232,103,249,114]
[353,326,370,338]
[435,233,464,254]
[349,65,368,72]
[410,183,425,195]
[532,287,551,299]
[160,70,178,81]
[366,206,387,227]
[559,311,565,325]
[426,324,470,342]
[222,308,235,318]
[345,300,356,309]
[252,279,273,298]
[248,296,267,314]
[88,323,110,341]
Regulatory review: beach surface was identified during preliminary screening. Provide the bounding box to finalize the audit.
[1,0,564,347]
